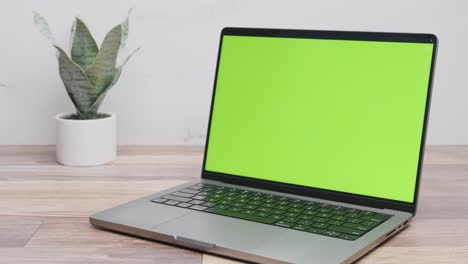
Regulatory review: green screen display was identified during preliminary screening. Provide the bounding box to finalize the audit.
[205,35,433,203]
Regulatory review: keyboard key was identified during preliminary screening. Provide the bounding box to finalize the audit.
[180,189,199,194]
[346,218,362,224]
[317,213,332,218]
[343,223,371,231]
[207,208,276,224]
[312,222,328,229]
[257,207,271,213]
[331,210,347,215]
[162,195,191,203]
[327,220,344,226]
[307,227,324,234]
[360,215,383,222]
[275,221,295,228]
[304,205,318,210]
[189,200,205,205]
[317,208,332,213]
[323,230,341,237]
[176,202,192,208]
[312,217,328,223]
[242,210,257,215]
[192,195,207,200]
[256,212,270,218]
[292,224,309,231]
[269,214,284,221]
[172,192,195,198]
[164,200,180,206]
[331,215,347,221]
[290,203,303,208]
[283,217,299,223]
[206,198,219,203]
[227,207,242,212]
[361,214,390,222]
[214,204,230,210]
[361,211,375,216]
[298,215,314,220]
[327,225,365,236]
[298,220,314,226]
[276,205,288,210]
[346,213,361,218]
[289,208,304,213]
[236,198,248,203]
[303,210,318,216]
[202,202,216,207]
[271,209,285,214]
[374,213,391,218]
[361,220,379,227]
[151,198,167,203]
[284,212,299,218]
[190,205,207,211]
[339,234,359,241]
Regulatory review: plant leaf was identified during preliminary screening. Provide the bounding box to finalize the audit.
[121,8,133,48]
[120,46,140,68]
[71,17,99,70]
[87,47,140,114]
[33,11,56,45]
[69,19,76,52]
[55,46,97,119]
[85,24,122,95]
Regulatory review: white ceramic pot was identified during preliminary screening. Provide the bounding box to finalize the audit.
[55,113,116,166]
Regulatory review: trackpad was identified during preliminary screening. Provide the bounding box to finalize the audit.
[152,211,288,251]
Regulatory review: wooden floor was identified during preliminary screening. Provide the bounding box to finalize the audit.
[0,145,467,263]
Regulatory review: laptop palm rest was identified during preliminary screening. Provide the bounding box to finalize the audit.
[152,211,289,252]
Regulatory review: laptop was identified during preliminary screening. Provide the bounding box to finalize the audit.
[90,27,437,264]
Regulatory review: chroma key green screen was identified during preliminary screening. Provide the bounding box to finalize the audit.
[204,35,434,203]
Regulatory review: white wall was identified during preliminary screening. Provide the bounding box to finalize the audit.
[0,0,465,145]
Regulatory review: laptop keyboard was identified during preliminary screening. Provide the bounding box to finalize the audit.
[151,183,391,241]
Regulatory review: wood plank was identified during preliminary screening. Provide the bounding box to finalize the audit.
[0,145,203,180]
[26,222,172,248]
[202,247,468,264]
[359,246,468,264]
[202,254,244,264]
[0,223,40,248]
[0,248,202,264]
[0,180,187,217]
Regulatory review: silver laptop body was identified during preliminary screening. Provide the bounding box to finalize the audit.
[91,28,437,264]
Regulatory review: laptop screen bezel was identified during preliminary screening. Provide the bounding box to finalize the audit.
[201,27,438,215]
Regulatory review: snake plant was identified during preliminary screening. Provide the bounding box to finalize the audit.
[33,10,139,119]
